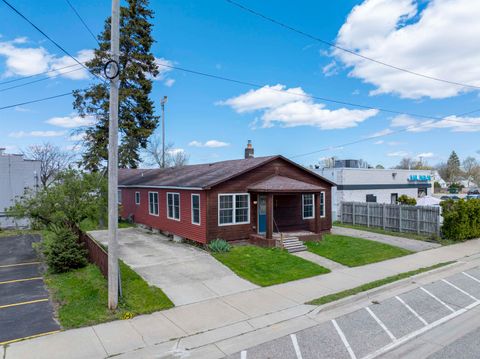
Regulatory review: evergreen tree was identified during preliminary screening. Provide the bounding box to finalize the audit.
[446,151,461,183]
[73,0,159,170]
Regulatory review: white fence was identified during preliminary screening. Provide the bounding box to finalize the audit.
[340,202,441,236]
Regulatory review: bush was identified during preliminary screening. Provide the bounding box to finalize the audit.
[441,199,480,241]
[398,195,417,206]
[208,238,231,253]
[43,225,88,273]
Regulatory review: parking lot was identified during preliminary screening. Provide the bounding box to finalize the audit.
[0,234,60,345]
[230,267,480,359]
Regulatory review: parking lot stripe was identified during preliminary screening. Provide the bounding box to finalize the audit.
[463,272,480,284]
[0,298,48,309]
[420,287,455,313]
[441,279,479,301]
[240,350,247,359]
[395,296,428,326]
[332,319,357,359]
[365,307,396,341]
[0,276,43,285]
[0,261,40,268]
[290,334,303,359]
[0,330,61,346]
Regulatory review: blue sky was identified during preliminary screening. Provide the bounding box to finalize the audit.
[1,0,479,168]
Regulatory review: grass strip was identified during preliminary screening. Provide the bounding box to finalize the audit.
[307,261,455,306]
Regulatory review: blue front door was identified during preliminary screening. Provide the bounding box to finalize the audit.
[258,195,267,234]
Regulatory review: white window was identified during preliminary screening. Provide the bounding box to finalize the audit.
[320,192,325,218]
[191,194,200,225]
[167,192,180,220]
[218,194,250,225]
[135,191,141,205]
[118,190,122,204]
[148,192,159,216]
[302,194,315,219]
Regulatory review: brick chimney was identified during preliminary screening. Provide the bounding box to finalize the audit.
[244,140,254,159]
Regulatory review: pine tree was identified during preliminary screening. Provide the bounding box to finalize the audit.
[446,151,461,183]
[73,0,159,170]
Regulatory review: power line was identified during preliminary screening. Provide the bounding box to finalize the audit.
[156,63,480,126]
[0,68,85,93]
[65,0,101,46]
[1,0,105,83]
[0,92,74,111]
[225,0,480,91]
[0,63,83,86]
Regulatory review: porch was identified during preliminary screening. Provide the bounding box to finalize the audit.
[247,175,326,250]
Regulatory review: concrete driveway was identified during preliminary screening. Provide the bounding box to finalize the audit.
[89,228,257,305]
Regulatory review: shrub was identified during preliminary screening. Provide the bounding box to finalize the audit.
[208,238,231,253]
[43,225,88,273]
[398,195,417,206]
[441,199,480,241]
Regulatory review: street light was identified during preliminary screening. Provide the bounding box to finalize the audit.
[161,96,168,168]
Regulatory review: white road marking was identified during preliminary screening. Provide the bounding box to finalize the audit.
[240,350,247,359]
[332,319,357,359]
[420,286,455,313]
[365,307,396,341]
[462,271,480,284]
[290,334,303,359]
[395,296,428,326]
[442,279,479,301]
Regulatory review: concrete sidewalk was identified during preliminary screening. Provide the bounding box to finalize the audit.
[332,225,441,252]
[4,238,480,359]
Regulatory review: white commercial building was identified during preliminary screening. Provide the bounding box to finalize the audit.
[315,167,437,221]
[0,148,41,228]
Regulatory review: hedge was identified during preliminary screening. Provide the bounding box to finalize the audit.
[441,199,480,241]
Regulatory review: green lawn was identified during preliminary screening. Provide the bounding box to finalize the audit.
[307,261,455,306]
[333,222,448,244]
[306,234,412,267]
[45,262,173,329]
[212,246,330,286]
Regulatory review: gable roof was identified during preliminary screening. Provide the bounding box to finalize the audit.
[118,155,335,189]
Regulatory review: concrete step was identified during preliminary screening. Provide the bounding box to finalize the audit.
[280,236,307,253]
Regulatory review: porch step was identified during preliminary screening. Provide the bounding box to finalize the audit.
[280,237,307,253]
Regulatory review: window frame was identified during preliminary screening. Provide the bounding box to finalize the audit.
[191,194,201,225]
[135,191,141,205]
[320,191,326,218]
[148,191,159,216]
[302,193,315,220]
[218,193,250,226]
[167,192,181,221]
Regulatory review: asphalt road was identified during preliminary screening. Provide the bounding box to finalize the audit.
[229,266,480,359]
[0,234,60,345]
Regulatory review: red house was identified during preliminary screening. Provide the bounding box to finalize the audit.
[118,146,335,248]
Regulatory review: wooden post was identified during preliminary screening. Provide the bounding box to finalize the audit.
[417,207,421,235]
[382,204,386,230]
[399,205,403,233]
[352,203,356,225]
[367,202,370,228]
[266,193,273,239]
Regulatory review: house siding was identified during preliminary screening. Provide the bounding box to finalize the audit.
[120,188,208,243]
[206,157,332,242]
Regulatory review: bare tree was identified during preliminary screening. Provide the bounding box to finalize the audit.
[145,137,189,168]
[24,143,72,188]
[395,157,432,170]
[463,156,480,187]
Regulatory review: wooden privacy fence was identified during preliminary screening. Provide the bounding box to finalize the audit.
[75,227,108,278]
[340,202,441,236]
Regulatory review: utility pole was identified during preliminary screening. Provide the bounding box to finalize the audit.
[161,96,168,168]
[107,0,120,310]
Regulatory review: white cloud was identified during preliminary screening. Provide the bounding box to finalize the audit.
[373,140,384,145]
[322,61,338,77]
[0,37,94,80]
[368,128,393,138]
[390,114,480,133]
[188,140,230,148]
[387,150,409,157]
[220,84,378,129]
[416,152,434,158]
[333,0,480,99]
[46,114,96,128]
[9,130,66,138]
[69,132,86,142]
[167,148,185,155]
[164,78,175,87]
[154,57,176,86]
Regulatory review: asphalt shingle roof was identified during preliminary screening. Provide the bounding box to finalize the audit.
[247,175,325,192]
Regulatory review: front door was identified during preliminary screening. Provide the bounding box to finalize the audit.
[258,195,267,234]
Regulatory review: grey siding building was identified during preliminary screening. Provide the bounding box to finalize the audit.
[0,148,41,228]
